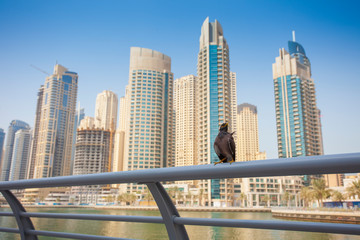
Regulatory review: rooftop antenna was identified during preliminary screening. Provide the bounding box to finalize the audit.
[292,30,296,42]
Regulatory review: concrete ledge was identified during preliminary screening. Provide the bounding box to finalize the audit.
[17,205,271,212]
[272,209,360,223]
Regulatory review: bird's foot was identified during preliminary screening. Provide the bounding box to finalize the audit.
[214,158,226,166]
[229,159,235,164]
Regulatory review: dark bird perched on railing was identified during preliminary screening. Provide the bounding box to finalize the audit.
[214,122,236,165]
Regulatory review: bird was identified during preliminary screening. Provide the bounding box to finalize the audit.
[214,122,236,165]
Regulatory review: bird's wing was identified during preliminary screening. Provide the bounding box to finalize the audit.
[214,141,222,157]
[228,135,236,160]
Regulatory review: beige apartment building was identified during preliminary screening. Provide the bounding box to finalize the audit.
[174,75,197,168]
[95,90,118,131]
[34,64,78,178]
[123,47,175,193]
[236,103,266,162]
[113,96,126,173]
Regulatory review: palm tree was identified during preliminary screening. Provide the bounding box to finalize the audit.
[186,192,193,207]
[332,190,346,206]
[143,189,153,206]
[261,195,270,207]
[300,186,313,207]
[346,180,360,199]
[117,194,125,205]
[311,179,332,207]
[198,189,204,207]
[237,193,247,207]
[282,191,291,207]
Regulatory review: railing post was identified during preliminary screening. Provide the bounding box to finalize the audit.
[1,190,37,240]
[146,182,189,240]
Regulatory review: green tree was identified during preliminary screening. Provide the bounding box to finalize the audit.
[331,190,346,204]
[198,189,204,207]
[346,180,360,199]
[143,189,153,205]
[282,192,291,207]
[300,186,313,207]
[237,193,247,207]
[311,179,332,207]
[261,195,270,207]
[186,192,193,207]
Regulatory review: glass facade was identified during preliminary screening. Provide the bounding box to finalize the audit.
[209,45,220,200]
[275,76,305,158]
[273,40,323,185]
[0,120,30,181]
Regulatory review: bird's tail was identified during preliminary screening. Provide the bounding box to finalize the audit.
[230,132,235,136]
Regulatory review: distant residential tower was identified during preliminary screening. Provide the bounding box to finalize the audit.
[34,64,78,178]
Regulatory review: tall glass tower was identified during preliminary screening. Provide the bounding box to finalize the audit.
[272,33,323,184]
[1,120,30,181]
[196,18,233,206]
[9,129,32,181]
[123,47,174,193]
[0,129,5,169]
[34,64,78,178]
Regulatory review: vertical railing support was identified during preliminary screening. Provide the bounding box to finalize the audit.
[146,182,189,240]
[1,190,37,240]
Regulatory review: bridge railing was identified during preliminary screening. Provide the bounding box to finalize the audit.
[0,152,359,240]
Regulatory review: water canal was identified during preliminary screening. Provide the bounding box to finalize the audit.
[0,208,359,239]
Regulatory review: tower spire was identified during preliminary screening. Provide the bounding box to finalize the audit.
[292,30,296,42]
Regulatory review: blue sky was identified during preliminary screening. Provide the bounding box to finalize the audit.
[0,0,359,159]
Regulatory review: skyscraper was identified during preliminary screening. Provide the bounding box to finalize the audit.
[174,75,197,168]
[9,129,32,181]
[113,96,126,172]
[1,120,30,181]
[273,33,323,159]
[123,47,174,192]
[70,106,85,175]
[72,117,111,203]
[34,64,78,178]
[95,90,118,131]
[272,32,323,184]
[236,103,266,162]
[73,117,111,175]
[230,72,237,136]
[0,128,5,171]
[196,17,233,206]
[27,85,44,179]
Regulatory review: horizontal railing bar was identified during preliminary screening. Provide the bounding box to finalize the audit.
[0,212,14,217]
[0,227,20,233]
[174,217,360,235]
[0,153,359,190]
[21,212,164,223]
[27,229,137,240]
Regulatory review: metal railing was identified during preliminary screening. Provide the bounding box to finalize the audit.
[0,152,359,240]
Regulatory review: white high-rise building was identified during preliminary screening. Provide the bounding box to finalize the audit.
[174,75,197,168]
[113,96,126,172]
[34,64,78,178]
[9,129,32,181]
[1,120,30,181]
[196,17,233,207]
[123,47,174,193]
[95,90,118,131]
